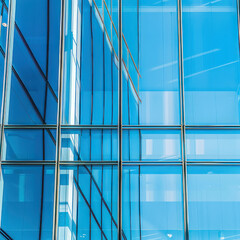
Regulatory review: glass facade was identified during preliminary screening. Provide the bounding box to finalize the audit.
[0,0,240,240]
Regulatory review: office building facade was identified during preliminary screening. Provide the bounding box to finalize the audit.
[0,0,239,239]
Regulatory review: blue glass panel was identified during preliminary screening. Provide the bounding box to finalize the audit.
[3,129,56,161]
[186,130,240,161]
[58,165,118,240]
[188,166,240,240]
[62,0,118,125]
[122,0,180,125]
[0,166,55,240]
[183,0,240,125]
[123,130,181,161]
[104,4,111,38]
[123,166,184,240]
[61,129,118,161]
[5,0,60,124]
[112,0,118,33]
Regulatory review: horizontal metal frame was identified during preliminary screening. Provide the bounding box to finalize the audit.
[3,125,240,130]
[123,161,182,166]
[186,125,240,130]
[187,161,240,165]
[122,125,181,130]
[4,160,240,166]
[60,161,118,165]
[61,125,118,129]
[1,161,56,165]
[4,125,57,129]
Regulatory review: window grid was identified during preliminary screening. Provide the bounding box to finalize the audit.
[0,0,239,240]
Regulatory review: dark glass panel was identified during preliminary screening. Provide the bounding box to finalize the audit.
[3,129,56,161]
[5,0,61,124]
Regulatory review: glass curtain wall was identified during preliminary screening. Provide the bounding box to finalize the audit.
[0,0,239,240]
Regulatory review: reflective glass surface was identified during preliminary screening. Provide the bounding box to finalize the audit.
[61,129,118,161]
[123,166,184,240]
[123,130,181,161]
[186,130,240,161]
[0,166,55,240]
[1,0,240,238]
[61,0,118,125]
[5,0,61,125]
[122,0,180,125]
[2,129,56,161]
[188,166,240,240]
[58,166,118,240]
[183,0,240,125]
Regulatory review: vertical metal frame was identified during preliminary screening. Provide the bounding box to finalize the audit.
[52,0,65,238]
[0,0,16,162]
[177,0,189,239]
[118,0,122,238]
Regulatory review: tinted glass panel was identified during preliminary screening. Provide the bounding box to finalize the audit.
[122,0,180,125]
[2,129,56,161]
[123,130,181,161]
[123,166,184,240]
[58,166,118,240]
[183,0,240,125]
[61,0,118,125]
[5,0,61,124]
[61,129,118,161]
[188,166,240,240]
[186,130,240,161]
[0,166,55,240]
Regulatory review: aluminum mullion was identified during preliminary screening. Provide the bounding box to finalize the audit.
[61,124,118,129]
[118,0,122,238]
[1,160,56,165]
[0,0,15,163]
[177,0,189,239]
[3,125,57,129]
[186,125,240,130]
[52,0,65,238]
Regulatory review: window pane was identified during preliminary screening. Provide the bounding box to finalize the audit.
[122,0,180,125]
[61,0,118,125]
[123,166,184,239]
[183,0,240,125]
[123,130,181,161]
[188,166,240,240]
[186,130,240,161]
[61,129,118,161]
[0,166,55,240]
[5,0,61,124]
[58,165,118,240]
[2,129,56,161]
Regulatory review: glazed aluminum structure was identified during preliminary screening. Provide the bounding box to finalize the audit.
[0,0,240,240]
